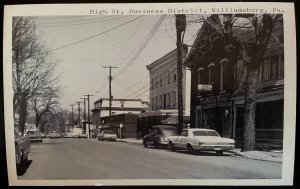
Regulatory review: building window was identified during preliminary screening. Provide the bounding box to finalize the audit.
[261,54,284,81]
[151,78,154,90]
[220,59,228,92]
[197,67,204,84]
[151,97,154,110]
[156,76,158,88]
[172,91,176,107]
[208,63,215,85]
[160,74,162,87]
[173,68,177,82]
[168,70,170,84]
[167,92,170,107]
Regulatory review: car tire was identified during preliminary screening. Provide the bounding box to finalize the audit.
[169,141,176,152]
[154,142,160,149]
[187,144,194,154]
[98,137,101,141]
[143,140,148,147]
[216,151,223,155]
[101,138,104,141]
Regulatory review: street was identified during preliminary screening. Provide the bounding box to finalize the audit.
[18,138,282,179]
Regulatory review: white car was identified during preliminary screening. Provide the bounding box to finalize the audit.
[167,128,235,155]
[97,130,117,141]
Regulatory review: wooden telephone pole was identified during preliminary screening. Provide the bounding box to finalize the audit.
[103,66,117,125]
[176,14,186,135]
[75,101,82,128]
[84,94,94,138]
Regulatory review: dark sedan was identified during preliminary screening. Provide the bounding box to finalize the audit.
[143,125,177,148]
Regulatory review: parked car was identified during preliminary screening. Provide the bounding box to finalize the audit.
[40,132,46,138]
[97,130,117,141]
[167,128,235,155]
[79,131,88,138]
[49,131,60,139]
[143,125,177,148]
[15,124,31,174]
[26,129,43,142]
[66,131,73,138]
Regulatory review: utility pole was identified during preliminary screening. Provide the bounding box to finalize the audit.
[176,14,186,135]
[103,66,118,126]
[75,101,82,128]
[69,104,74,127]
[80,97,87,133]
[84,94,94,138]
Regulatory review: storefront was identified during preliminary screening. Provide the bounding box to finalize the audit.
[195,95,233,138]
[232,88,284,149]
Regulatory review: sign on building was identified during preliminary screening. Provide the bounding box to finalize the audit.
[197,84,212,92]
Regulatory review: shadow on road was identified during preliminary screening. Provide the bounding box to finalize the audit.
[17,160,32,176]
[172,150,231,157]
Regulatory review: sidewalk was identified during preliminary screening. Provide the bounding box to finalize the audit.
[231,148,282,163]
[116,138,282,163]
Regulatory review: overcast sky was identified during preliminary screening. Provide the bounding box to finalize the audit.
[34,15,201,111]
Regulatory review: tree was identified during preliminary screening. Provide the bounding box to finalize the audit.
[12,17,60,133]
[220,14,282,151]
[28,87,60,132]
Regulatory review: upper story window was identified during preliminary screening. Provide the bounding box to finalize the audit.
[173,68,177,82]
[197,67,204,84]
[156,76,158,88]
[220,58,229,92]
[167,70,170,84]
[151,78,154,90]
[160,74,162,87]
[261,54,284,81]
[208,63,215,85]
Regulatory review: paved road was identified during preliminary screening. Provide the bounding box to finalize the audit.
[18,138,282,179]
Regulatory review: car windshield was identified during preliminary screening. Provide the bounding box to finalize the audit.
[161,127,177,136]
[193,130,220,137]
[105,131,115,134]
[27,131,35,134]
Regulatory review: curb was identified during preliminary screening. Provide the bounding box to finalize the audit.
[230,150,282,163]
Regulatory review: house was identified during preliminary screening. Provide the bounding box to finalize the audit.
[91,98,148,126]
[184,15,283,149]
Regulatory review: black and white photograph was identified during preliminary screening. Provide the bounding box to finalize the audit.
[3,2,296,186]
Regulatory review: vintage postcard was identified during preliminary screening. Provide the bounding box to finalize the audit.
[3,2,296,186]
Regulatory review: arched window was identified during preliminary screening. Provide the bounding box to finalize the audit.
[207,63,215,85]
[220,58,229,92]
[197,67,204,84]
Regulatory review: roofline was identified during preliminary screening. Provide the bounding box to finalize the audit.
[146,49,177,70]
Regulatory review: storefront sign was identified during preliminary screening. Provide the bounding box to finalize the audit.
[200,96,230,105]
[197,84,212,92]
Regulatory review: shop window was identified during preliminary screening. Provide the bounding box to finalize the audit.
[262,58,270,81]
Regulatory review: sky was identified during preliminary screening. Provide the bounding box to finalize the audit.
[33,15,202,111]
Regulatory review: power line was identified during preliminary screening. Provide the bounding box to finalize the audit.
[36,16,143,55]
[36,15,117,25]
[37,16,129,27]
[122,62,178,100]
[113,15,166,79]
